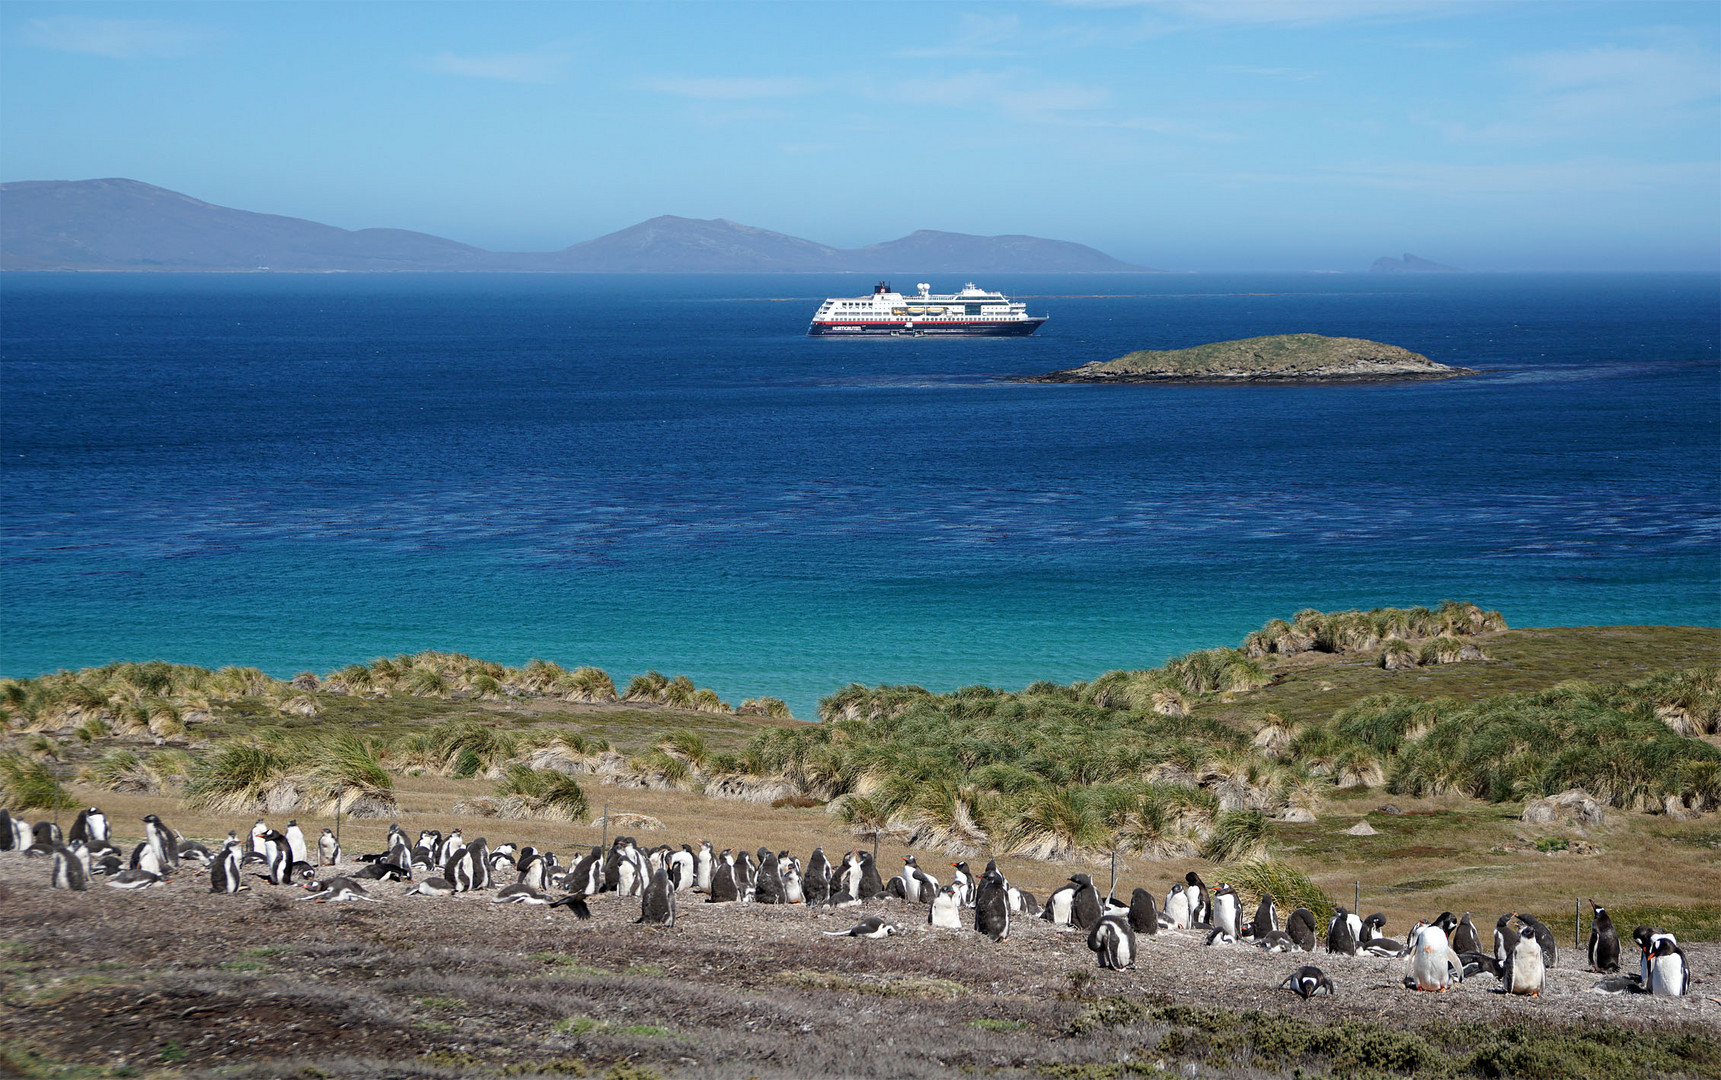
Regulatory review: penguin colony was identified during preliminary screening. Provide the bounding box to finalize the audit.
[4,806,1699,1003]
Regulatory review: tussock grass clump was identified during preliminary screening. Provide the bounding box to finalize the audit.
[490,765,590,821]
[622,671,732,713]
[0,752,74,811]
[1200,809,1268,863]
[557,665,617,703]
[738,696,791,718]
[79,748,192,793]
[1228,859,1336,924]
[183,732,394,816]
[1243,602,1505,657]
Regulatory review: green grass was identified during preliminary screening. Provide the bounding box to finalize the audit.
[553,1016,673,1039]
[969,1018,1029,1032]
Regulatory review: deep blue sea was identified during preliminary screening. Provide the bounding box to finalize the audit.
[2,272,1717,719]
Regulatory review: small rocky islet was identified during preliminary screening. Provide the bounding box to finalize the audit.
[1023,332,1475,384]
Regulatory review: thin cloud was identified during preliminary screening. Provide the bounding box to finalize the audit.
[887,70,1110,119]
[648,76,815,100]
[423,42,576,84]
[22,16,221,58]
[897,12,1022,59]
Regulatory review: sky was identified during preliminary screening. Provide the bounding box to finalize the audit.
[2,1,1717,271]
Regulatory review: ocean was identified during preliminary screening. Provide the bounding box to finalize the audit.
[2,272,1716,719]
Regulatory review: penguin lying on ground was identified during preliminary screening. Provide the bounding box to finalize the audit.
[1280,965,1334,999]
[300,877,377,902]
[1254,931,1298,953]
[825,916,896,939]
[494,883,552,904]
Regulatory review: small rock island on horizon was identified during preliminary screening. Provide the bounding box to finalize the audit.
[1370,252,1463,273]
[1022,333,1476,384]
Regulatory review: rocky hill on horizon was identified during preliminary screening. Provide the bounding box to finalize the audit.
[0,178,1153,273]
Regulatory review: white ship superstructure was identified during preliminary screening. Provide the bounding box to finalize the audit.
[808,282,1047,336]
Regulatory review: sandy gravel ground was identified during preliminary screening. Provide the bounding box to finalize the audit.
[0,848,1715,1078]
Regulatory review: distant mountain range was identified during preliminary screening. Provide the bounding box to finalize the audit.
[0,179,1153,273]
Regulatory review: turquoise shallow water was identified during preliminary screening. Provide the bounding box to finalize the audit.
[2,272,1716,719]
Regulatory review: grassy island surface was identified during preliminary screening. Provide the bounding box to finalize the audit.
[2,610,1718,1079]
[1026,333,1474,383]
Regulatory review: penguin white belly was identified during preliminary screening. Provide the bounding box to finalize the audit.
[1111,925,1133,969]
[1412,928,1452,990]
[1215,895,1239,938]
[1651,953,1686,997]
[1165,891,1190,930]
[1050,889,1074,927]
[930,893,962,929]
[1509,939,1545,996]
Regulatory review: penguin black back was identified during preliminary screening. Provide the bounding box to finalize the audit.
[1287,908,1318,951]
[857,852,884,898]
[1251,893,1278,939]
[1127,887,1159,935]
[1588,902,1620,973]
[974,869,1010,942]
[1279,965,1333,999]
[1453,912,1481,954]
[1070,874,1102,931]
[639,866,675,926]
[1515,912,1557,968]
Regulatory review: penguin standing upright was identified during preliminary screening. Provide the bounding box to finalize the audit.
[1452,912,1481,955]
[318,828,340,867]
[1493,913,1519,965]
[1648,935,1689,997]
[1326,907,1359,956]
[1087,914,1135,970]
[928,884,963,929]
[1162,883,1191,929]
[210,840,245,894]
[69,807,109,848]
[1587,902,1620,973]
[803,847,830,904]
[1185,872,1210,925]
[1410,920,1462,992]
[445,845,476,892]
[250,819,270,858]
[142,814,178,870]
[1067,874,1103,931]
[1505,916,1546,997]
[438,829,466,868]
[782,854,805,904]
[466,837,493,890]
[1251,893,1279,940]
[264,830,292,885]
[949,862,975,906]
[50,845,88,891]
[639,866,676,926]
[1515,912,1557,968]
[856,851,884,898]
[974,868,1011,942]
[694,841,715,892]
[669,846,696,892]
[571,846,604,896]
[285,821,308,867]
[0,809,15,851]
[1128,888,1159,936]
[708,850,739,903]
[1212,884,1241,940]
[754,852,785,904]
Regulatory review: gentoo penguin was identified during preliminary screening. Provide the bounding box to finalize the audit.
[210,840,245,894]
[1069,874,1103,931]
[1453,912,1482,955]
[694,841,716,893]
[856,851,884,899]
[928,884,963,929]
[106,867,162,890]
[754,852,786,904]
[262,830,293,886]
[548,892,593,918]
[1493,913,1519,966]
[1007,885,1034,916]
[1204,927,1238,947]
[736,849,758,901]
[69,807,110,848]
[1648,935,1689,997]
[1128,888,1159,936]
[285,821,308,867]
[142,814,178,870]
[352,860,411,881]
[316,825,339,870]
[437,829,466,868]
[1280,965,1334,999]
[494,883,552,904]
[614,839,644,897]
[445,845,476,892]
[518,851,550,891]
[1041,881,1076,926]
[1409,920,1463,992]
[70,839,93,880]
[1185,871,1210,925]
[1505,916,1546,997]
[1254,931,1298,953]
[1458,951,1502,980]
[179,841,213,867]
[407,877,457,898]
[249,819,270,858]
[300,876,377,902]
[29,820,62,853]
[639,866,676,926]
[949,862,975,906]
[669,846,696,892]
[708,849,740,903]
[896,856,932,903]
[1634,926,1662,987]
[50,845,88,891]
[1326,907,1360,956]
[466,837,493,890]
[1250,893,1279,941]
[1211,884,1241,940]
[1587,902,1620,973]
[0,808,15,851]
[974,867,1011,942]
[1088,914,1136,970]
[1163,883,1192,930]
[802,847,830,904]
[1515,912,1557,968]
[826,916,896,939]
[569,846,603,896]
[414,829,440,867]
[781,854,806,904]
[131,837,166,878]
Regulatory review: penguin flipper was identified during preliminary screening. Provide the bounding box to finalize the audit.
[551,895,593,919]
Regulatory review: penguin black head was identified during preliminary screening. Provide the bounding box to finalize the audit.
[1070,873,1093,887]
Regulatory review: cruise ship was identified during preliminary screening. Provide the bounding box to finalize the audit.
[808,282,1047,336]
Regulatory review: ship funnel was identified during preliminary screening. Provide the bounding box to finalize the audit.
[917,283,931,297]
